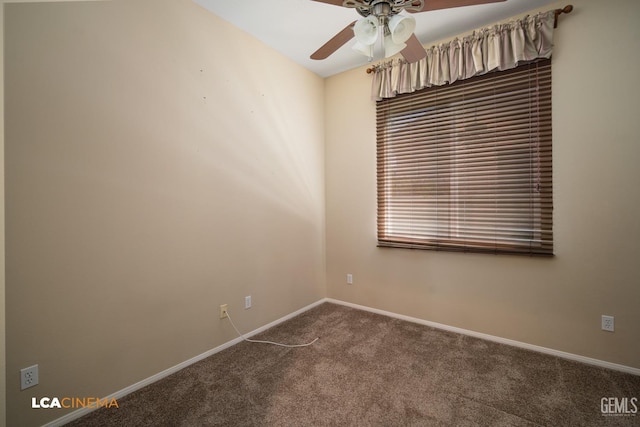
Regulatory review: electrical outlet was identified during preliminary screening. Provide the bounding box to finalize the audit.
[347,274,353,285]
[245,295,251,309]
[219,304,228,319]
[601,315,614,332]
[21,365,39,390]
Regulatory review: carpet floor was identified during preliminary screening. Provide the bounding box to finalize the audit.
[67,302,639,426]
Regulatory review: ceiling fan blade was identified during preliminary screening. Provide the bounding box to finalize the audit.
[407,0,506,13]
[311,21,356,60]
[311,0,347,6]
[400,34,427,63]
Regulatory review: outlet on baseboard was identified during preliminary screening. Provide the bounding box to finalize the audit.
[21,365,39,390]
[601,315,614,332]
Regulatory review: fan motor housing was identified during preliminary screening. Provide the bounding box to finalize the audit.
[345,0,424,18]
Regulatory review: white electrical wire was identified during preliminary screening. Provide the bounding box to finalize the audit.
[225,310,319,348]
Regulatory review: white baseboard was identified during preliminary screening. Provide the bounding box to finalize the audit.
[326,298,640,376]
[43,298,327,427]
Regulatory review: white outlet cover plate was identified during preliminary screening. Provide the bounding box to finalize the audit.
[21,364,39,390]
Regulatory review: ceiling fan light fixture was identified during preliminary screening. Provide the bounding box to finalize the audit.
[383,34,406,58]
[388,14,415,44]
[353,15,379,45]
[352,41,374,60]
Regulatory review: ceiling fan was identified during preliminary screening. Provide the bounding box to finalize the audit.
[310,0,506,63]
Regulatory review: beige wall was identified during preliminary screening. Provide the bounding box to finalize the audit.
[1,4,5,425]
[5,0,325,425]
[326,0,640,370]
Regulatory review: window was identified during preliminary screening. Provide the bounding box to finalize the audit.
[376,59,553,256]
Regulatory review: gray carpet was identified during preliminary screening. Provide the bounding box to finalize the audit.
[67,302,639,426]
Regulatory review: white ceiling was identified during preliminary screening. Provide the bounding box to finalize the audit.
[193,0,559,78]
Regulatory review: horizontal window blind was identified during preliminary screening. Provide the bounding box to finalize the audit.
[377,59,553,256]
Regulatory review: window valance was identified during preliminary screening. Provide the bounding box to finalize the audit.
[371,10,555,101]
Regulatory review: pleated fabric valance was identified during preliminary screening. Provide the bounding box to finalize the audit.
[371,10,555,101]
